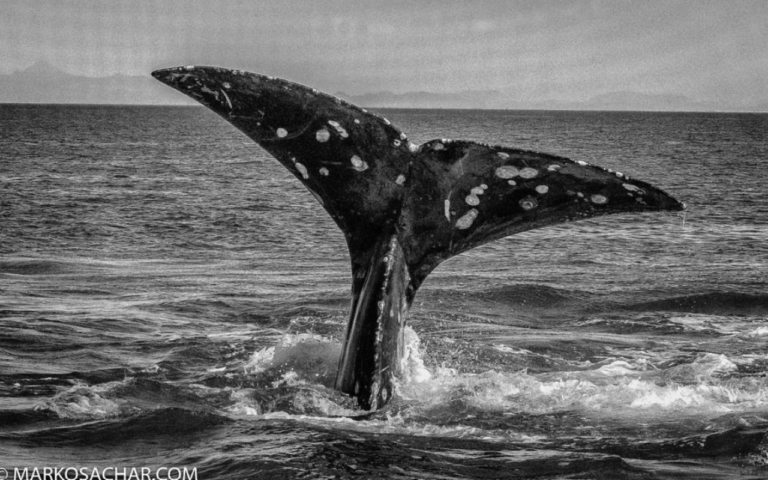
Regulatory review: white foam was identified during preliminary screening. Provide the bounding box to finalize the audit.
[244,346,276,374]
[401,326,432,383]
[44,382,123,419]
[749,326,768,337]
[663,353,737,382]
[233,326,768,429]
[396,335,766,420]
[226,389,261,416]
[594,360,638,376]
[669,314,737,334]
[244,332,338,375]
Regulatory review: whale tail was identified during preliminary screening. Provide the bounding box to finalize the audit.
[152,66,684,410]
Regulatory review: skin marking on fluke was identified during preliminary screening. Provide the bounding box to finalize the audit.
[152,66,685,411]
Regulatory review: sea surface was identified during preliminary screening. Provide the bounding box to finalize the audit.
[1,105,768,479]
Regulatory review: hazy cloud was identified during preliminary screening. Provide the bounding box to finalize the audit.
[1,0,766,108]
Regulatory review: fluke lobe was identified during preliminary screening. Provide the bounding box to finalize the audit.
[152,66,684,410]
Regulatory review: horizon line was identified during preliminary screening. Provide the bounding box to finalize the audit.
[1,102,766,114]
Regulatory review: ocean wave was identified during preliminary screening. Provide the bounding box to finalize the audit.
[468,283,590,308]
[3,407,230,447]
[0,408,59,431]
[244,332,340,382]
[627,292,768,316]
[0,259,74,275]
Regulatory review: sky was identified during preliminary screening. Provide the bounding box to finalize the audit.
[2,0,767,106]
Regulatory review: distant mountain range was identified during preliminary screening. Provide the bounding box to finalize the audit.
[0,61,193,105]
[336,90,768,112]
[2,61,767,112]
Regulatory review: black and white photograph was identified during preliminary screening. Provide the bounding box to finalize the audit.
[2,1,767,478]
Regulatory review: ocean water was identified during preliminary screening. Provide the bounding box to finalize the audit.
[1,104,768,479]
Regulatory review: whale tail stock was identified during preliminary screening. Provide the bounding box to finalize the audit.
[152,66,684,410]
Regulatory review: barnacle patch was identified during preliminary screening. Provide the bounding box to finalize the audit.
[351,155,368,172]
[519,196,538,211]
[316,129,331,142]
[495,166,519,179]
[327,120,349,138]
[455,209,478,229]
[295,162,309,179]
[623,183,645,194]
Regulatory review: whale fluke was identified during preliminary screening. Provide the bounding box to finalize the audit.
[152,66,684,410]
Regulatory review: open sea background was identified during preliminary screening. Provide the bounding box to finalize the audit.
[1,104,767,479]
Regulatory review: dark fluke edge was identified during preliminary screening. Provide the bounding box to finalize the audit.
[151,66,684,410]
